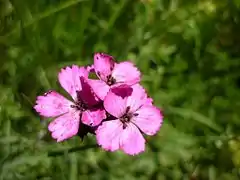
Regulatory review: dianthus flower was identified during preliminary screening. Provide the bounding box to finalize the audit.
[34,65,106,142]
[88,53,141,100]
[96,84,163,155]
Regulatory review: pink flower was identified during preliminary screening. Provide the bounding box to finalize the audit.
[86,64,95,73]
[34,65,106,142]
[96,84,163,155]
[88,53,141,100]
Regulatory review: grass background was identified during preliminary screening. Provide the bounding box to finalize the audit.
[1,0,240,179]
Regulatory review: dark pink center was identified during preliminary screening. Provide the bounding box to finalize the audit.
[106,75,116,86]
[120,106,138,129]
[70,101,87,111]
[70,91,88,111]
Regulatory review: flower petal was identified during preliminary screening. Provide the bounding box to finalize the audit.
[86,64,95,73]
[96,120,123,151]
[82,108,106,126]
[78,77,100,106]
[120,123,145,155]
[94,53,115,82]
[48,111,80,142]
[132,105,163,136]
[88,79,110,100]
[58,65,88,101]
[126,84,148,113]
[146,97,153,105]
[112,61,141,85]
[104,86,131,118]
[34,91,72,117]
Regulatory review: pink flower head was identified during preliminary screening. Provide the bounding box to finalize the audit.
[96,84,163,155]
[88,53,141,100]
[86,64,95,73]
[34,65,106,142]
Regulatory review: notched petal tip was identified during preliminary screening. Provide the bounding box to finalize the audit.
[93,54,141,87]
[58,65,89,100]
[34,91,71,117]
[124,148,145,156]
[133,105,164,136]
[94,52,115,81]
[59,65,89,77]
[48,112,80,142]
[120,123,146,155]
[96,120,123,152]
[94,52,114,61]
[112,61,141,85]
[56,139,63,142]
[87,65,95,73]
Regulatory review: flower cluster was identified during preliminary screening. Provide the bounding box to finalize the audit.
[34,53,163,155]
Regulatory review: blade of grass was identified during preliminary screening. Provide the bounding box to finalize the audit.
[98,0,129,42]
[77,0,93,50]
[167,106,223,133]
[107,0,129,31]
[69,154,78,180]
[0,0,86,42]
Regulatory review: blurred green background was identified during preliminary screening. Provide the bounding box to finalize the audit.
[1,0,240,179]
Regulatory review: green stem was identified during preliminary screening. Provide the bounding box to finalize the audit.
[48,144,98,157]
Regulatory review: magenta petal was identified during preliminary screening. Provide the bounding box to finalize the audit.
[126,84,148,113]
[112,61,141,85]
[34,91,72,117]
[58,65,88,101]
[96,120,123,152]
[82,108,106,126]
[88,79,110,100]
[94,53,115,82]
[132,105,163,136]
[78,77,100,106]
[103,88,128,118]
[86,64,95,73]
[146,97,153,105]
[120,123,145,155]
[48,111,80,142]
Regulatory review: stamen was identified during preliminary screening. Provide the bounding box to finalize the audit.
[120,111,133,129]
[133,113,139,116]
[70,101,88,111]
[106,75,116,85]
[70,105,76,108]
[126,106,130,113]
